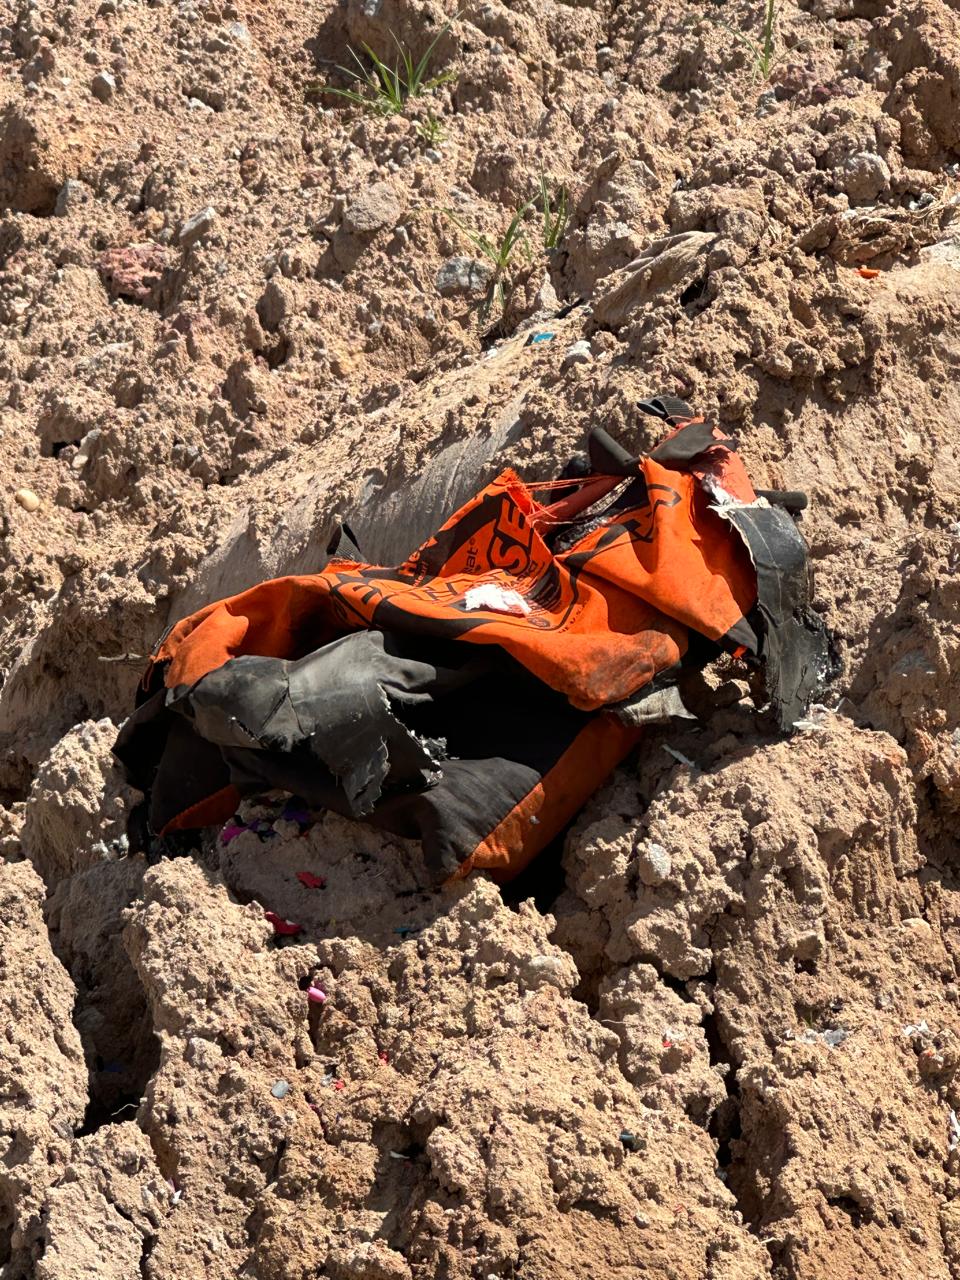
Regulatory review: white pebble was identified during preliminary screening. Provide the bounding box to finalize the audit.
[14,488,40,512]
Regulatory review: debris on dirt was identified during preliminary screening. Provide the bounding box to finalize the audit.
[114,411,827,882]
[264,911,303,937]
[903,1021,932,1037]
[297,870,327,889]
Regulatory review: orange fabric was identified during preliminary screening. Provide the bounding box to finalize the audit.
[142,431,762,877]
[153,461,756,713]
[657,421,758,505]
[160,784,241,835]
[451,715,642,882]
[562,461,756,651]
[158,578,344,690]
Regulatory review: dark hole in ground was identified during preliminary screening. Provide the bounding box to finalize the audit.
[49,438,80,459]
[76,1089,146,1137]
[256,335,291,369]
[139,1235,156,1279]
[703,998,742,1171]
[0,763,31,807]
[75,1017,161,1138]
[679,275,710,314]
[500,826,569,914]
[827,1195,872,1228]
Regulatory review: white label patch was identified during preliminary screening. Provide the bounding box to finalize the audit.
[464,585,531,617]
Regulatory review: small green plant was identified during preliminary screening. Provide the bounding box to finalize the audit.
[445,199,534,314]
[312,19,457,116]
[417,111,445,146]
[538,172,569,250]
[716,0,780,80]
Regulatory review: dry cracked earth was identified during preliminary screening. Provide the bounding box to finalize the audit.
[2,0,960,1276]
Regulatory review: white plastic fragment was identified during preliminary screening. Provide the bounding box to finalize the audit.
[663,745,696,768]
[949,1110,960,1152]
[793,704,833,732]
[791,1027,850,1047]
[464,584,530,616]
[902,1020,931,1036]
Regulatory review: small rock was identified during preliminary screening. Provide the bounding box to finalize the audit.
[562,339,593,369]
[756,88,777,117]
[91,71,116,101]
[97,243,169,304]
[54,179,88,217]
[179,206,217,248]
[840,151,891,205]
[637,841,671,886]
[342,182,401,235]
[634,1213,649,1228]
[435,256,492,297]
[271,1080,290,1099]
[525,954,567,988]
[534,275,559,312]
[14,488,40,512]
[71,428,101,472]
[820,1027,849,1047]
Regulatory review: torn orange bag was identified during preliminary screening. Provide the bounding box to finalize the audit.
[114,405,825,881]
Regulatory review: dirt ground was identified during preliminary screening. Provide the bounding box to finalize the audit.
[2,0,960,1276]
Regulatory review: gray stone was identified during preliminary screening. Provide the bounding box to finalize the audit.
[637,841,671,886]
[271,1080,290,1099]
[54,179,89,217]
[435,256,491,296]
[91,71,116,102]
[179,206,217,248]
[534,275,559,313]
[840,151,891,205]
[562,339,592,369]
[756,88,777,117]
[342,182,401,235]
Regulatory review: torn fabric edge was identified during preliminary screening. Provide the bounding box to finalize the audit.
[610,683,697,728]
[166,632,446,817]
[709,499,831,730]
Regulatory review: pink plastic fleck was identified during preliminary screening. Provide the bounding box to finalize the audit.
[264,911,303,937]
[297,871,326,889]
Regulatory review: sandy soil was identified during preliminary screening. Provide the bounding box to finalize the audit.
[2,0,960,1276]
